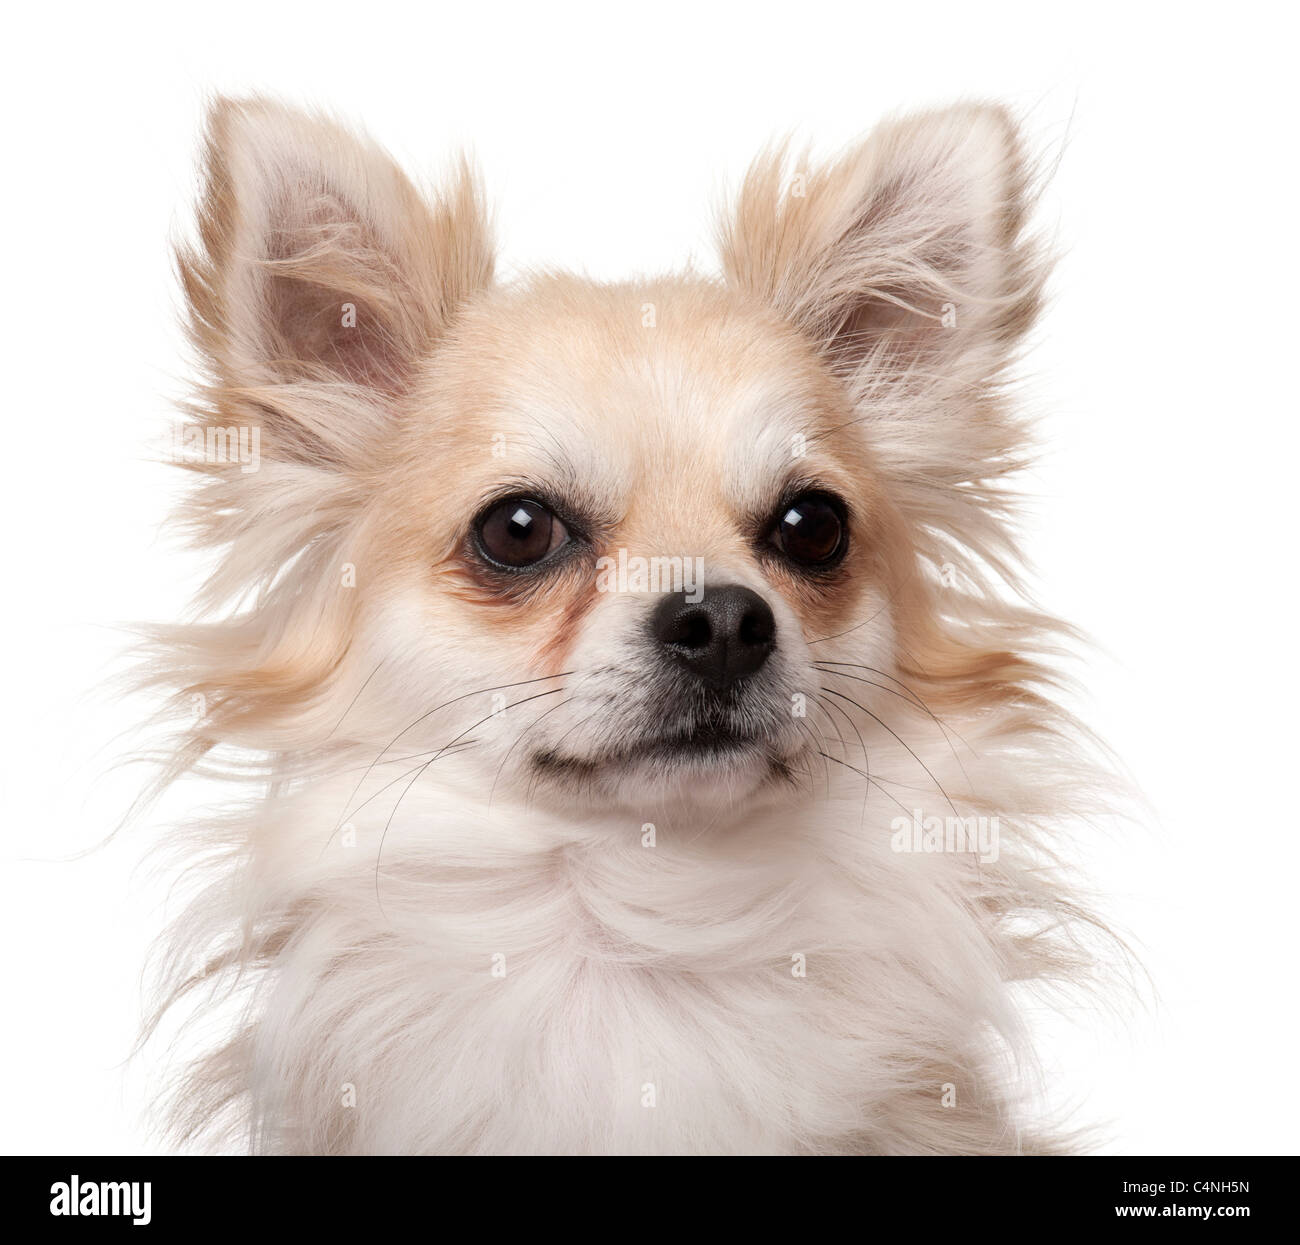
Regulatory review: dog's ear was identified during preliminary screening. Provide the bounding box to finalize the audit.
[180,96,492,466]
[720,103,1042,393]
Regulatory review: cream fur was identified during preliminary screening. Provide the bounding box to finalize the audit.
[143,97,1112,1154]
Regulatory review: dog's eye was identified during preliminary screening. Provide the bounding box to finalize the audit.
[770,492,847,567]
[476,497,569,568]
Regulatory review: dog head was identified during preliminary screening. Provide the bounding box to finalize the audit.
[176,98,1041,816]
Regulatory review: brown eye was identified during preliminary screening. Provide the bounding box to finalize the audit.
[476,497,569,568]
[771,492,847,567]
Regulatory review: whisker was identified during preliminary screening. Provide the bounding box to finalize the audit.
[816,691,868,766]
[813,659,931,713]
[331,671,573,840]
[809,695,849,760]
[324,658,386,740]
[317,741,487,848]
[815,692,874,824]
[806,565,919,645]
[813,662,973,783]
[820,686,961,818]
[815,751,914,820]
[489,695,574,808]
[327,739,479,779]
[522,705,605,807]
[792,719,831,797]
[373,686,567,917]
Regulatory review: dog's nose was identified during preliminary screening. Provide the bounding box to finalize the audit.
[650,585,776,690]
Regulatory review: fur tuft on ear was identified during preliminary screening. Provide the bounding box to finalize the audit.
[179,95,493,467]
[720,103,1043,384]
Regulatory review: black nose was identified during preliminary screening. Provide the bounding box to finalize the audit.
[650,585,776,691]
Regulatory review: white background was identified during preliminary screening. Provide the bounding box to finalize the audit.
[1,1,1295,1155]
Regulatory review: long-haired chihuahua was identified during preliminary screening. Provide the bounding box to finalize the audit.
[146,97,1109,1154]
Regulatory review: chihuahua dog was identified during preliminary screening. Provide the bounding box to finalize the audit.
[149,96,1105,1154]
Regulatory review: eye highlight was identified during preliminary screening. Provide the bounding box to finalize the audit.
[768,490,848,568]
[475,497,570,569]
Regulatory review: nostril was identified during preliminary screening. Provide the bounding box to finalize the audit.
[738,604,775,649]
[662,607,712,650]
[680,610,712,651]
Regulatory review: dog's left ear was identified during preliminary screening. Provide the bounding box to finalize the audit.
[720,103,1043,389]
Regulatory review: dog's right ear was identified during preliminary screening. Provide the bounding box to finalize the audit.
[180,96,493,466]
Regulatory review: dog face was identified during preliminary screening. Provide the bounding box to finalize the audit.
[368,279,898,810]
[178,99,1040,818]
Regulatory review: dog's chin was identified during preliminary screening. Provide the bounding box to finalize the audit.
[526,725,804,811]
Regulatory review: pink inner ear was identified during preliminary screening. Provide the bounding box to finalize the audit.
[260,190,415,395]
[266,274,399,392]
[819,178,983,375]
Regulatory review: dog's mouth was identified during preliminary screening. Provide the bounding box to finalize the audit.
[529,715,792,785]
[632,721,764,758]
[524,679,806,794]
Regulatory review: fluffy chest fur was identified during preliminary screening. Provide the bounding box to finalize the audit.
[169,709,1075,1155]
